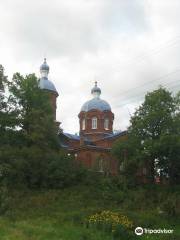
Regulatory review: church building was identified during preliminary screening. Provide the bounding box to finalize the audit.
[60,81,127,175]
[39,59,128,175]
[38,58,151,181]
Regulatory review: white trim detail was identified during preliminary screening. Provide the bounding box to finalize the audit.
[92,117,97,129]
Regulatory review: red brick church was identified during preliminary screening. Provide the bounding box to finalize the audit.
[39,59,127,175]
[59,81,128,175]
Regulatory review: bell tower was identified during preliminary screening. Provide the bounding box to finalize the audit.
[78,81,114,141]
[39,58,60,128]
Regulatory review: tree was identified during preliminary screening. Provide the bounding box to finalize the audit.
[155,91,180,184]
[0,70,84,189]
[8,73,59,149]
[0,72,58,187]
[112,87,180,185]
[0,65,7,134]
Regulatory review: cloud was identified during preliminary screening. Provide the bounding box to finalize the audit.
[0,0,148,59]
[0,0,180,133]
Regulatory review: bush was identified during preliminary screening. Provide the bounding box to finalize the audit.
[45,151,87,189]
[113,225,136,240]
[86,210,133,238]
[0,186,10,215]
[162,194,180,217]
[0,147,87,189]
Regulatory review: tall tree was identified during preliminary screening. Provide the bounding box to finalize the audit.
[155,91,180,184]
[0,69,83,189]
[112,87,180,184]
[0,65,11,146]
[8,73,59,149]
[0,72,59,187]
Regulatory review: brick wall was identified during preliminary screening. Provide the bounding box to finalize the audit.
[49,92,57,120]
[78,110,114,141]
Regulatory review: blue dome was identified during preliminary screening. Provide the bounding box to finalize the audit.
[39,77,58,95]
[91,82,101,95]
[40,58,49,71]
[81,98,111,112]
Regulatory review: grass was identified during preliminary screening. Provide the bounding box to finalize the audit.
[0,185,179,240]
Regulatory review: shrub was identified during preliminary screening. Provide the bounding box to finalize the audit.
[0,147,87,189]
[0,186,10,215]
[86,210,133,237]
[162,194,180,217]
[113,225,136,240]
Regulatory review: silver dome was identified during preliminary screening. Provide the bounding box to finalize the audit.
[81,98,111,112]
[40,58,49,71]
[39,77,58,95]
[91,81,101,95]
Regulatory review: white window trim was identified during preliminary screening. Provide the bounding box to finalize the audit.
[82,118,86,130]
[92,117,97,129]
[104,118,109,130]
[99,158,104,172]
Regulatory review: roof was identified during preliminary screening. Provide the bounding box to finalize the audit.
[94,130,127,142]
[40,58,49,71]
[81,98,111,112]
[59,130,127,151]
[60,130,127,142]
[70,144,111,152]
[39,77,58,95]
[63,133,80,140]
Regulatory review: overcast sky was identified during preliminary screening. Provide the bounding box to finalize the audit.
[0,0,180,134]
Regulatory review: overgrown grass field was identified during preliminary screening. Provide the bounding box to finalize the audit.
[0,184,179,240]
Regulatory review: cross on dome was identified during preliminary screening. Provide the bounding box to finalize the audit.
[40,58,49,78]
[91,81,101,98]
[39,58,58,96]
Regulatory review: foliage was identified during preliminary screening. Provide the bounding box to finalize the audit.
[112,225,136,240]
[0,184,179,239]
[86,211,133,232]
[0,67,85,189]
[0,65,7,94]
[112,87,180,185]
[161,193,180,217]
[0,185,10,215]
[8,72,59,149]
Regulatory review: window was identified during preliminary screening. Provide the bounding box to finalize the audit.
[92,117,97,129]
[104,118,109,130]
[82,118,86,130]
[119,162,124,172]
[99,158,104,172]
[142,168,147,175]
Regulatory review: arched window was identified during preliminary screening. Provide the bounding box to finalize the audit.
[99,158,104,172]
[92,117,97,129]
[104,118,109,130]
[82,118,86,130]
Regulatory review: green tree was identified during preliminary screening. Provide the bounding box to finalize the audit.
[155,91,180,184]
[112,87,180,185]
[0,65,8,139]
[8,73,59,149]
[0,70,84,189]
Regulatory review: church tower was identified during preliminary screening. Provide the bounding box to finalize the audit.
[78,81,114,141]
[39,58,60,127]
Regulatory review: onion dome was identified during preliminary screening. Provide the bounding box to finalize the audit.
[81,81,111,112]
[40,58,49,72]
[91,81,101,97]
[39,58,58,96]
[39,77,58,94]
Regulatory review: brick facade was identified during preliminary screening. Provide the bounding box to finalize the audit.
[48,92,57,120]
[78,109,114,141]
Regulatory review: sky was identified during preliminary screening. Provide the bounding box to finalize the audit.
[0,0,180,134]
